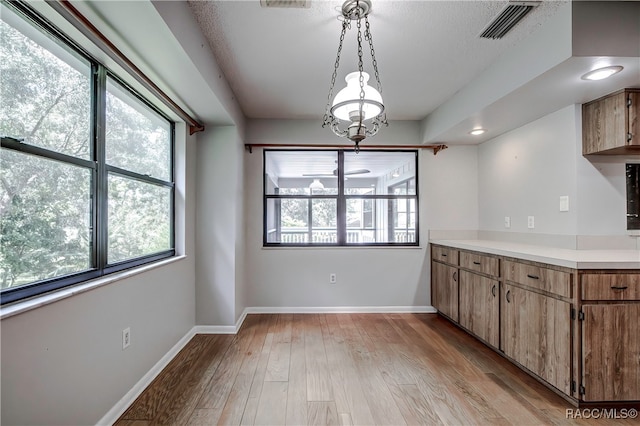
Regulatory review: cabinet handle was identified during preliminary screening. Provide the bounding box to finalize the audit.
[441,253,447,257]
[611,285,628,290]
[491,284,496,297]
[473,261,481,265]
[453,271,458,282]
[506,290,511,303]
[527,274,540,280]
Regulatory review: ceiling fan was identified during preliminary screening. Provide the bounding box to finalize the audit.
[303,168,370,177]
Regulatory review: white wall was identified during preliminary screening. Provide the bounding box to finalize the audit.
[0,129,197,426]
[243,119,479,309]
[478,105,579,236]
[422,145,479,232]
[195,125,246,325]
[477,104,634,248]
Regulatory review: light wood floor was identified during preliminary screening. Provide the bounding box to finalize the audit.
[115,313,638,425]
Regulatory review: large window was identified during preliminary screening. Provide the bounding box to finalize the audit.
[0,2,174,304]
[264,150,418,246]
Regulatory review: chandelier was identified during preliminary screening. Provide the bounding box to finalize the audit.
[322,0,387,153]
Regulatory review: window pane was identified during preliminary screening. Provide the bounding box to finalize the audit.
[0,5,91,159]
[344,151,416,195]
[265,151,338,195]
[390,198,417,243]
[312,199,337,243]
[272,198,309,243]
[108,175,171,264]
[0,149,92,289]
[106,78,171,180]
[343,198,417,244]
[263,149,418,246]
[346,198,377,243]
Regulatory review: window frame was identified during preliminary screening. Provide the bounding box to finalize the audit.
[0,1,175,305]
[263,149,419,247]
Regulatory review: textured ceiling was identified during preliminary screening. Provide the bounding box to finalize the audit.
[187,0,567,121]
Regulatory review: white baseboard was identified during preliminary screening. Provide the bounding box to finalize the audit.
[245,306,436,314]
[96,306,434,425]
[96,327,196,426]
[194,308,249,334]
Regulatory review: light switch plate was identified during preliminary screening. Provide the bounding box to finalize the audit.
[504,216,511,228]
[559,196,569,212]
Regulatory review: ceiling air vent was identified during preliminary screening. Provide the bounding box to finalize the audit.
[260,0,311,8]
[479,1,541,40]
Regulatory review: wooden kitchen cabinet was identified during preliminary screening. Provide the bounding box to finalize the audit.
[430,242,639,406]
[431,245,459,322]
[432,261,459,322]
[581,304,640,401]
[580,272,640,402]
[459,270,499,348]
[582,88,640,155]
[502,282,572,395]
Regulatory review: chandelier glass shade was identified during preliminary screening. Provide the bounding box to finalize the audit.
[331,72,383,121]
[322,0,387,152]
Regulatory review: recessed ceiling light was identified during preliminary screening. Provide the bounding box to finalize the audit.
[469,128,486,136]
[581,66,623,81]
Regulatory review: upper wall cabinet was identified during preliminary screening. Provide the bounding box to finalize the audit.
[582,88,640,155]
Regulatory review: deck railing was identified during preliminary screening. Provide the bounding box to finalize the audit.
[267,227,415,243]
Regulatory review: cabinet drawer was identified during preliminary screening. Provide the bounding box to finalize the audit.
[460,251,499,277]
[432,245,458,265]
[581,274,640,301]
[503,260,571,298]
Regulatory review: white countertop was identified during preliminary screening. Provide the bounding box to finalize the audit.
[430,239,640,270]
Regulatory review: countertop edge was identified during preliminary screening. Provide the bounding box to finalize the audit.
[430,239,640,270]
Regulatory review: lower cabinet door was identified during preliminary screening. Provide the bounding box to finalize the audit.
[582,304,640,401]
[432,262,458,322]
[459,271,499,348]
[502,283,572,395]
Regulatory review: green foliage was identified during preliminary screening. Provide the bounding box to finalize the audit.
[0,11,172,291]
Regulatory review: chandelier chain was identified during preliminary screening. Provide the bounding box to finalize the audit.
[364,16,382,95]
[356,2,365,153]
[323,19,349,127]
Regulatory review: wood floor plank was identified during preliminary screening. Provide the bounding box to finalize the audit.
[253,381,288,426]
[303,314,333,402]
[152,334,233,425]
[217,315,273,425]
[119,334,214,421]
[340,314,407,425]
[240,316,277,426]
[285,314,308,426]
[386,382,443,426]
[116,313,604,426]
[112,420,149,426]
[307,401,339,426]
[265,341,291,382]
[266,313,293,381]
[322,314,376,426]
[191,316,261,424]
[338,412,353,426]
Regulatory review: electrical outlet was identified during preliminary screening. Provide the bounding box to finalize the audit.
[329,273,337,284]
[559,196,569,212]
[504,216,511,228]
[527,216,535,229]
[122,327,131,350]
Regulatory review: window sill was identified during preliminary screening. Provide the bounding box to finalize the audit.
[0,255,187,320]
[261,245,424,250]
